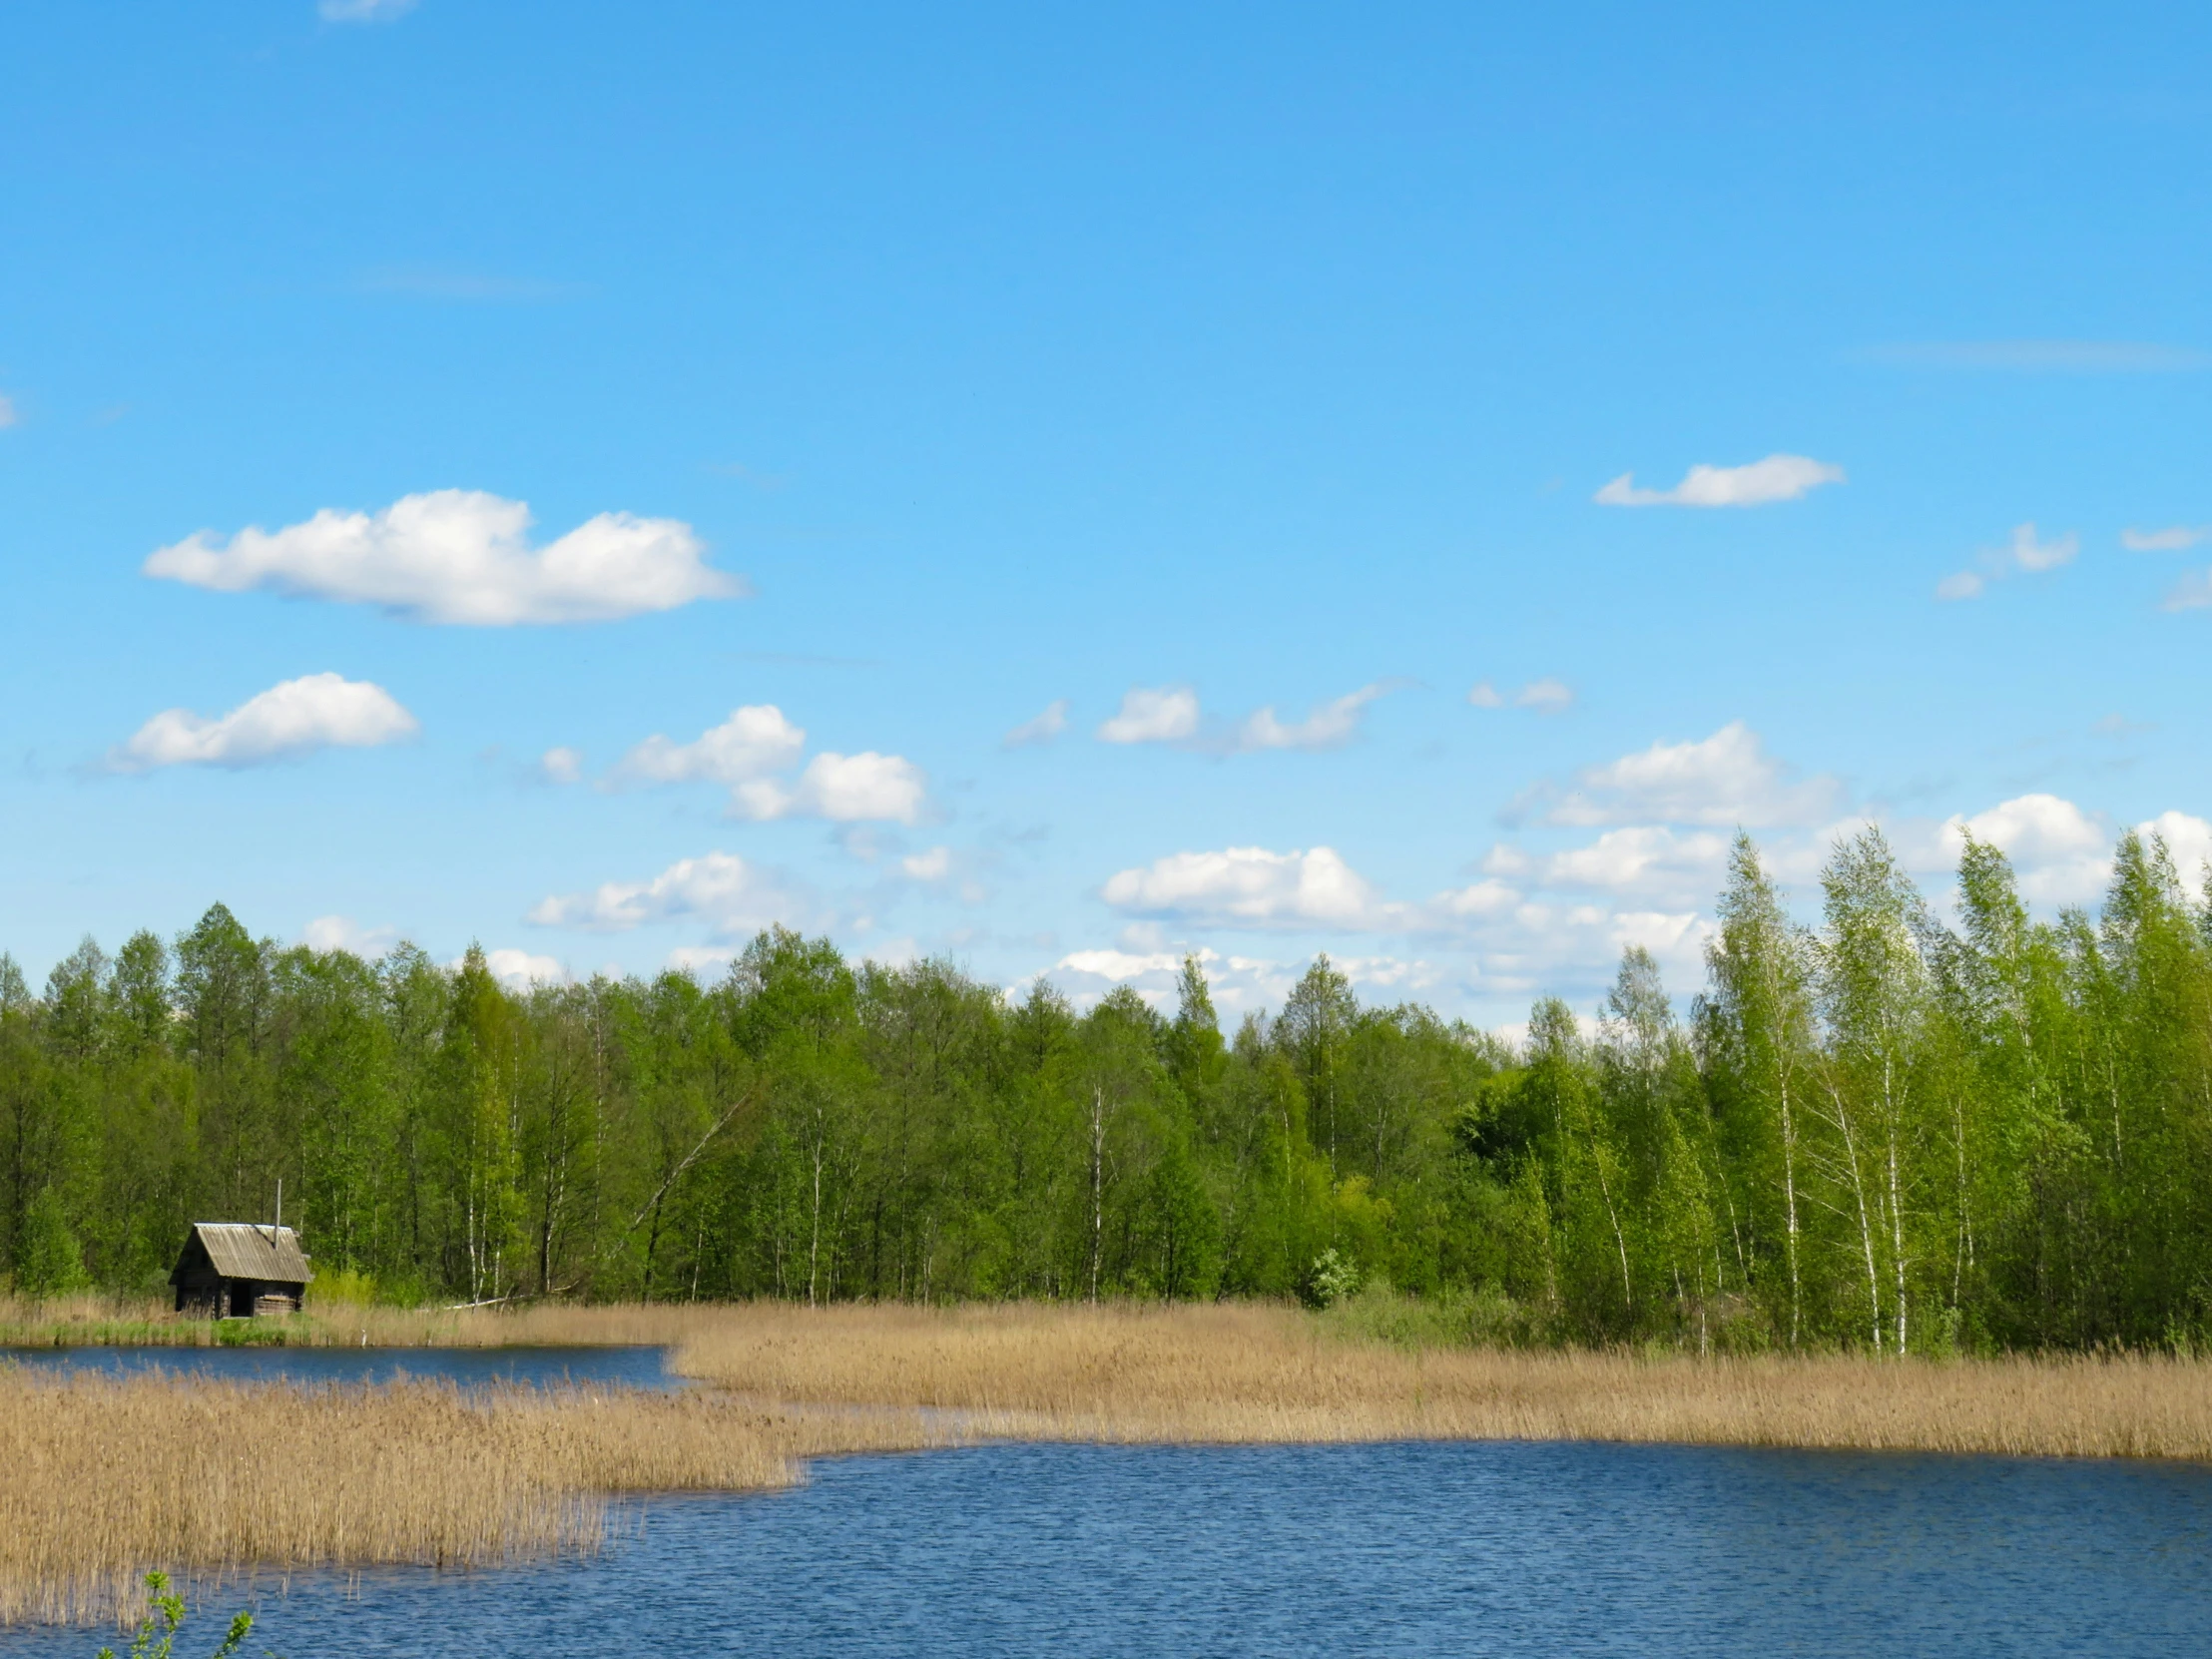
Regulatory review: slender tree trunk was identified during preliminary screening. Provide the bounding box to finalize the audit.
[1829,1080,1885,1354]
[1089,1087,1105,1304]
[1778,1061,1805,1349]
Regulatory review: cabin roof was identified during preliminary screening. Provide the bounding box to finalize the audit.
[174,1222,313,1285]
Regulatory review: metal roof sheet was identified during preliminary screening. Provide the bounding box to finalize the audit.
[182,1223,313,1284]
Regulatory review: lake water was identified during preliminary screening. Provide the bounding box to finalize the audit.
[0,1344,676,1389]
[4,1438,2210,1656]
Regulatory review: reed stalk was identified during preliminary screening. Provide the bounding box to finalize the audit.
[0,1370,943,1627]
[670,1300,2212,1460]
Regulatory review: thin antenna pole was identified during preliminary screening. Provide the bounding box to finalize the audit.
[274,1179,281,1238]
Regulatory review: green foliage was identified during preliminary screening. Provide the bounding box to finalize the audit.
[1307,1246,1363,1307]
[13,837,2212,1356]
[94,1571,258,1659]
[18,1186,88,1298]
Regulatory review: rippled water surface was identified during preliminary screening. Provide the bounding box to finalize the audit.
[0,1344,675,1389]
[7,1438,2212,1655]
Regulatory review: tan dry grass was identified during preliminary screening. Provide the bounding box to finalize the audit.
[671,1300,2212,1461]
[0,1370,947,1627]
[0,1292,728,1350]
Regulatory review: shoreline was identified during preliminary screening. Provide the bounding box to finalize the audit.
[6,1299,2212,1625]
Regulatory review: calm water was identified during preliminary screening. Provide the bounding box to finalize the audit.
[0,1344,676,1389]
[6,1439,2210,1656]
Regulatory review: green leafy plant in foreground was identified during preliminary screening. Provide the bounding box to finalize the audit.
[95,1572,260,1659]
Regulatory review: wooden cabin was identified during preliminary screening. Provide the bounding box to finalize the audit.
[170,1222,313,1317]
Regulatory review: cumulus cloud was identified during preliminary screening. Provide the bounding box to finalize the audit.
[1595,455,1844,509]
[1529,722,1842,830]
[613,706,806,787]
[144,489,743,625]
[527,850,803,935]
[319,0,418,22]
[1098,686,1200,745]
[301,915,399,956]
[605,706,924,824]
[733,752,928,826]
[478,949,567,988]
[1003,700,1070,748]
[1936,522,2079,601]
[1044,944,1443,1015]
[1233,684,1389,752]
[1939,795,2112,905]
[1432,878,1521,920]
[540,747,585,786]
[1102,845,1403,930]
[1537,826,1735,899]
[2123,525,2208,552]
[108,673,418,773]
[2142,811,2212,891]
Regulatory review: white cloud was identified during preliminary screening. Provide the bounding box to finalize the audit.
[1936,570,1986,602]
[1098,686,1200,745]
[2123,525,2208,552]
[1433,878,1521,919]
[901,846,952,881]
[1472,678,1573,714]
[1931,794,2106,906]
[1004,700,1070,748]
[1609,911,1717,981]
[319,0,418,22]
[1539,826,1734,899]
[667,945,736,977]
[1051,945,1446,1014]
[0,392,16,428]
[2162,569,2212,612]
[301,915,398,956]
[527,850,803,936]
[1234,684,1388,752]
[613,705,806,787]
[1536,722,1841,830]
[605,706,921,824]
[733,751,928,825]
[540,746,585,786]
[109,673,418,773]
[1102,845,1402,930]
[2141,811,2212,891]
[1936,522,2079,601]
[1515,678,1574,713]
[1595,454,1844,509]
[144,489,743,625]
[479,948,567,988]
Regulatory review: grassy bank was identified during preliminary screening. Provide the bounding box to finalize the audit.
[11,1296,2212,1623]
[0,1369,949,1627]
[0,1293,733,1350]
[666,1300,2212,1459]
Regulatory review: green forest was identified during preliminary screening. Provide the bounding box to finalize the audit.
[5,824,2212,1355]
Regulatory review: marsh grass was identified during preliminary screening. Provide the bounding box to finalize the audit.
[13,1295,2212,1624]
[671,1300,2212,1460]
[0,1369,946,1627]
[0,1294,738,1351]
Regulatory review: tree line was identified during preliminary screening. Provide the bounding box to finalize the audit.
[3,823,2211,1352]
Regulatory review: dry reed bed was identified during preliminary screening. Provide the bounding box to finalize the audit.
[0,1293,733,1350]
[673,1301,2212,1460]
[0,1370,947,1627]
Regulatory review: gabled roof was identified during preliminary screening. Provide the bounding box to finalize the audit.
[175,1223,313,1285]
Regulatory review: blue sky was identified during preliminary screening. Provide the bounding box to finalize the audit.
[6,1,2212,1023]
